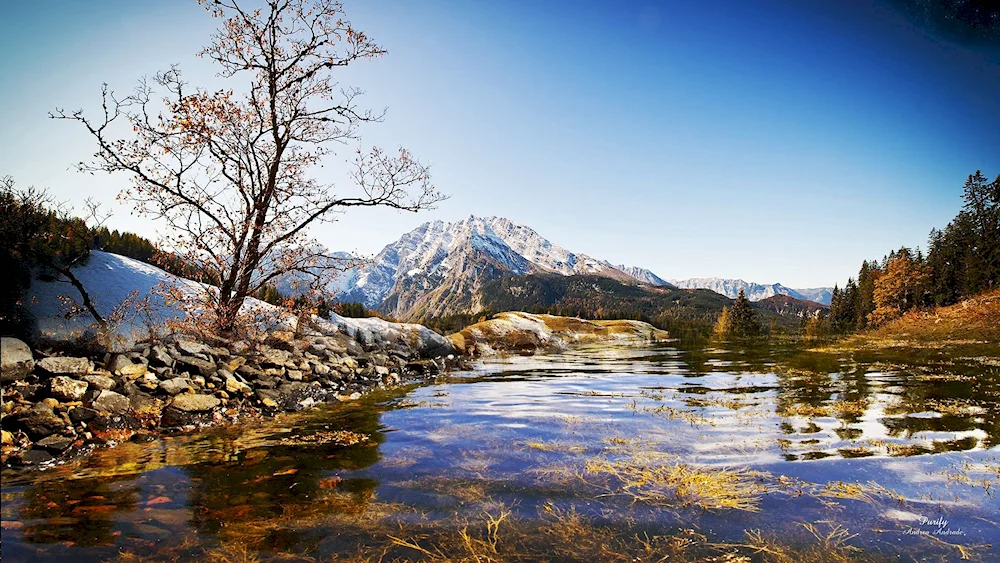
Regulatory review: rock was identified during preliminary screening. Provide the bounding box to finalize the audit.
[92,390,132,415]
[236,364,262,379]
[312,362,331,376]
[130,393,161,415]
[176,339,210,357]
[13,403,65,439]
[49,376,89,401]
[1,337,35,383]
[13,384,42,402]
[169,394,220,413]
[260,348,291,368]
[343,357,359,370]
[224,377,251,395]
[150,345,175,368]
[36,434,74,452]
[176,355,216,377]
[374,365,390,376]
[106,354,133,374]
[118,363,148,379]
[68,406,98,424]
[159,377,192,396]
[20,449,55,465]
[37,356,90,376]
[82,374,117,391]
[256,389,283,409]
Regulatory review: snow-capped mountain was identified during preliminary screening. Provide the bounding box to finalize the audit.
[613,265,673,287]
[332,216,663,318]
[668,278,832,305]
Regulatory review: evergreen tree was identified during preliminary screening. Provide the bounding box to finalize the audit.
[728,289,763,340]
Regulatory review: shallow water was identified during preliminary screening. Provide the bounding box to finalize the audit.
[2,343,998,562]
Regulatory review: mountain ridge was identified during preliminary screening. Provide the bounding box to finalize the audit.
[321,216,832,318]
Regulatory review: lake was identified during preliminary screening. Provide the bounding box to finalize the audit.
[2,343,998,562]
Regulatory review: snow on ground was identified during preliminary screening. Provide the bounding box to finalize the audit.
[24,251,453,356]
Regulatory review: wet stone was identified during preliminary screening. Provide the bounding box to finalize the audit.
[169,393,220,413]
[20,449,55,465]
[68,406,98,424]
[13,403,65,440]
[92,390,132,415]
[36,434,74,452]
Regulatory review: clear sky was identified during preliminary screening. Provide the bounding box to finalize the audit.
[1,0,998,288]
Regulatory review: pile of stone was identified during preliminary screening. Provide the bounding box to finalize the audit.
[1,329,457,466]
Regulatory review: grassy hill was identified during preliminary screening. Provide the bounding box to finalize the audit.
[472,273,808,339]
[755,294,827,318]
[812,289,999,364]
[858,289,999,344]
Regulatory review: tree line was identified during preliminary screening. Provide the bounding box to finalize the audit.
[814,171,999,336]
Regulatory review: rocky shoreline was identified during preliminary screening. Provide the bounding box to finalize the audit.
[1,330,461,467]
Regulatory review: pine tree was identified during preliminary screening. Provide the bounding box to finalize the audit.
[727,289,762,340]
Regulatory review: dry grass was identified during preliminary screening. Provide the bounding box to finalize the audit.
[817,290,999,354]
[583,457,770,512]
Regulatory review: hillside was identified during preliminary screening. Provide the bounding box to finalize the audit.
[21,251,455,357]
[850,289,1000,345]
[470,273,809,336]
[755,294,827,318]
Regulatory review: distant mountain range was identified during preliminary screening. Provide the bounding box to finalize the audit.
[668,278,833,305]
[309,216,831,319]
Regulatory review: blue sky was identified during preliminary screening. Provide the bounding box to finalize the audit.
[1,0,998,288]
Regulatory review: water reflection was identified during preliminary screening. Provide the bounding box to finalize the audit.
[2,343,998,561]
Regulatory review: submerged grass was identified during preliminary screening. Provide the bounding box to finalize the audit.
[582,456,770,512]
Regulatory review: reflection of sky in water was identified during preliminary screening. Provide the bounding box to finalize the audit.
[385,347,997,468]
[3,344,998,561]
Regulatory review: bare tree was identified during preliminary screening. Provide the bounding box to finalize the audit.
[52,0,444,334]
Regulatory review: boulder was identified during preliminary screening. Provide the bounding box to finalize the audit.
[149,345,175,368]
[224,377,251,396]
[36,434,74,452]
[159,377,192,396]
[175,355,216,377]
[92,390,132,415]
[49,376,89,401]
[1,337,35,383]
[118,363,148,379]
[106,354,133,374]
[68,406,99,424]
[13,403,65,440]
[169,394,220,413]
[37,356,90,376]
[82,374,117,391]
[20,449,55,465]
[176,339,210,357]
